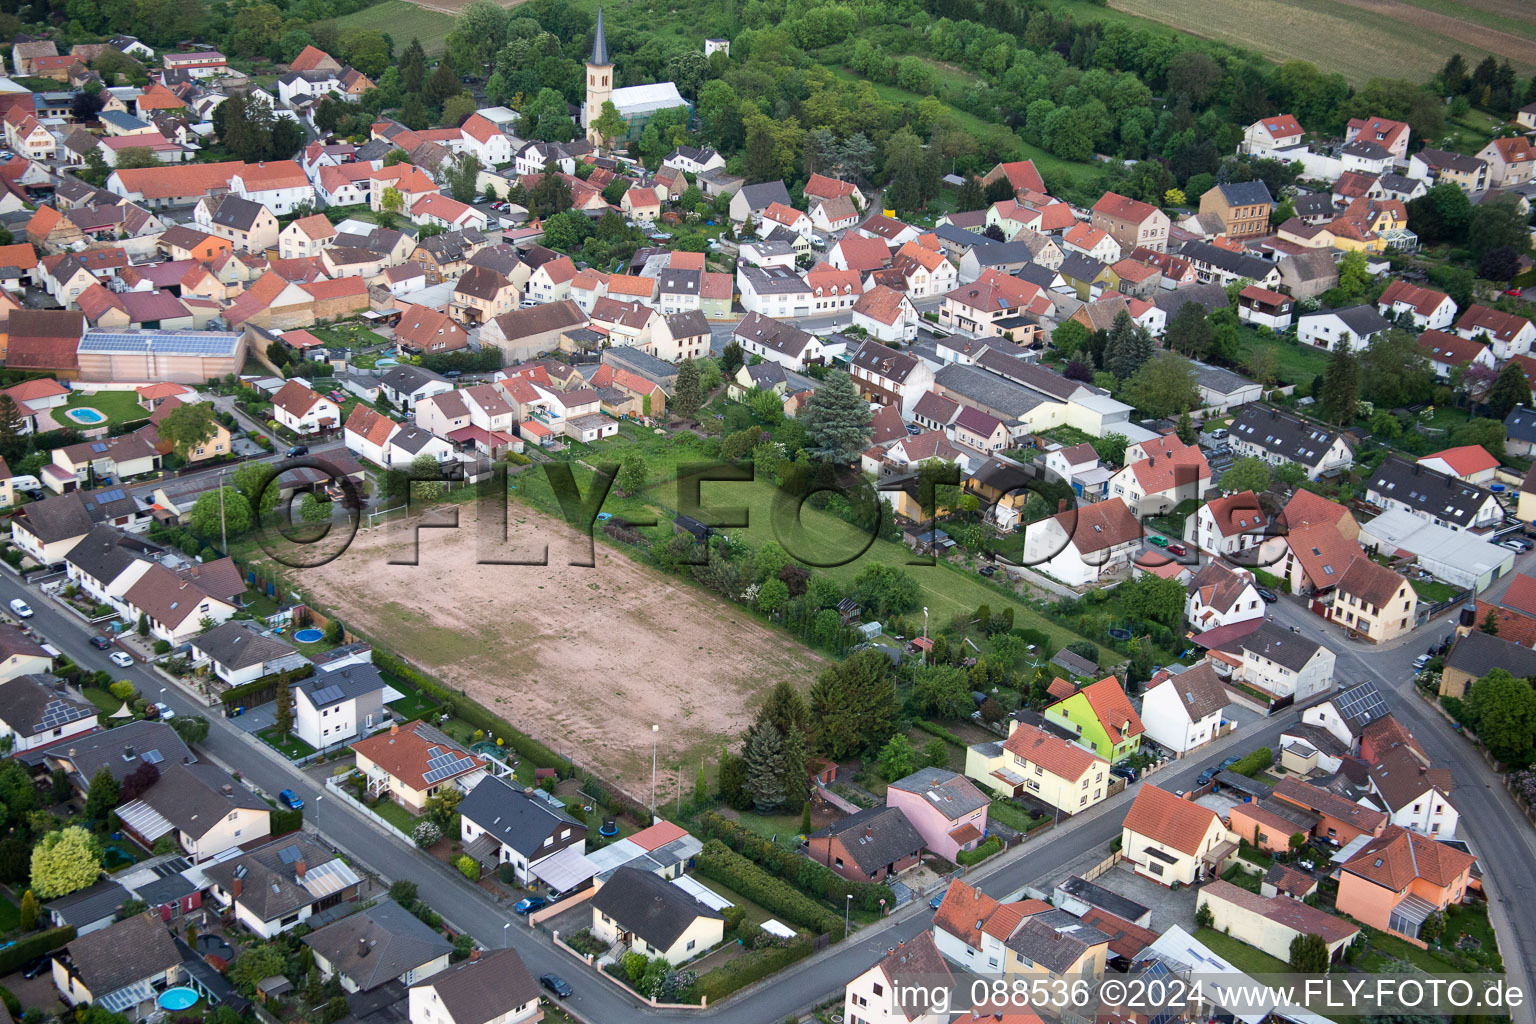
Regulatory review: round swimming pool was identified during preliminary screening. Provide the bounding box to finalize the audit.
[376,358,399,367]
[293,628,325,643]
[158,988,199,1012]
[65,407,106,424]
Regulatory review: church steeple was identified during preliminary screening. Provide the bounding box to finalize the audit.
[590,7,610,67]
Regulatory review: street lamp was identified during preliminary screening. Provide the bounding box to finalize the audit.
[314,793,321,832]
[650,724,659,820]
[845,893,852,938]
[503,922,511,948]
[922,607,929,639]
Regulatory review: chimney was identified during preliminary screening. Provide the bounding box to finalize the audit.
[295,859,306,879]
[231,877,242,899]
[865,825,873,839]
[358,938,369,958]
[390,723,399,736]
[222,784,233,796]
[469,949,481,962]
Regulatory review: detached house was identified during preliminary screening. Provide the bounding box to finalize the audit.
[51,913,183,1021]
[1023,497,1141,587]
[1188,490,1271,560]
[1335,827,1473,947]
[807,805,924,883]
[204,837,363,938]
[270,380,341,435]
[195,194,279,253]
[885,768,990,862]
[0,674,97,754]
[1297,305,1392,353]
[304,899,451,993]
[1377,280,1456,330]
[458,775,586,885]
[1120,784,1234,886]
[965,719,1107,815]
[1229,405,1352,479]
[931,880,1051,976]
[844,934,954,1024]
[590,867,723,966]
[351,722,487,816]
[1185,561,1264,631]
[1365,454,1501,532]
[1091,192,1170,253]
[1140,662,1228,754]
[1107,436,1210,517]
[1454,304,1535,359]
[407,948,543,1024]
[1330,556,1417,643]
[122,562,237,644]
[849,338,937,418]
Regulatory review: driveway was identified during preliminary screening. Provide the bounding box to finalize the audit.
[1091,862,1200,934]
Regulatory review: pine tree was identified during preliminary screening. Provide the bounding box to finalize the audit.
[742,721,787,811]
[83,766,119,822]
[1488,360,1530,421]
[400,38,427,94]
[18,890,36,931]
[673,359,703,420]
[956,175,985,213]
[274,671,295,740]
[1288,932,1330,973]
[1317,346,1359,425]
[801,370,872,465]
[1177,411,1197,444]
[1103,311,1141,379]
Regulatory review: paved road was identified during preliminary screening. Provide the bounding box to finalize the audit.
[7,558,1533,1023]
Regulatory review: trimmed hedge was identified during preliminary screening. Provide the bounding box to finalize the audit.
[957,836,1002,866]
[913,720,969,748]
[272,807,302,835]
[1229,747,1274,778]
[697,812,892,912]
[0,926,73,975]
[221,663,316,709]
[693,938,813,1004]
[695,841,843,939]
[371,650,570,776]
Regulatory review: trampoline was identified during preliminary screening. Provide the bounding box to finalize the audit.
[293,628,324,643]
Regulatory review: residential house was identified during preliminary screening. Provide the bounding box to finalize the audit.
[1335,826,1474,946]
[0,674,96,754]
[407,948,543,1024]
[1408,148,1487,193]
[0,626,54,683]
[1228,405,1352,479]
[293,662,390,750]
[1330,556,1417,642]
[304,899,452,992]
[122,562,237,644]
[849,338,937,418]
[1365,454,1500,531]
[1237,285,1294,331]
[852,286,919,343]
[203,837,363,938]
[480,301,588,363]
[351,722,487,816]
[230,160,315,215]
[1378,280,1457,330]
[457,775,586,885]
[379,365,454,412]
[938,273,1052,339]
[188,620,306,688]
[114,760,271,862]
[1002,910,1111,986]
[51,913,183,1021]
[885,768,990,862]
[1178,241,1282,289]
[1187,490,1271,560]
[1043,675,1144,763]
[807,805,925,883]
[727,180,792,225]
[1477,136,1536,188]
[965,719,1108,815]
[590,866,723,966]
[1061,222,1122,263]
[1297,305,1392,352]
[270,380,341,435]
[1107,436,1210,517]
[1139,663,1228,754]
[648,310,710,364]
[1346,116,1410,161]
[1454,304,1535,359]
[396,304,468,355]
[737,265,811,318]
[12,490,98,565]
[194,195,278,253]
[844,934,954,1024]
[1091,192,1170,253]
[1438,629,1536,699]
[1185,561,1264,631]
[1022,497,1141,587]
[450,266,517,326]
[931,880,1050,976]
[1418,445,1498,486]
[1198,181,1274,238]
[1120,784,1234,885]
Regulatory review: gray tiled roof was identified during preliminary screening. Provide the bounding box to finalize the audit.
[302,899,452,992]
[1444,629,1536,680]
[411,948,540,1024]
[193,620,298,671]
[1367,454,1492,528]
[1216,180,1274,207]
[589,866,722,950]
[64,912,181,998]
[44,879,129,927]
[457,776,583,856]
[41,719,193,783]
[932,363,1048,421]
[807,804,924,875]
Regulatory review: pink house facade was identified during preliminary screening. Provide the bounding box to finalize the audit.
[884,768,991,862]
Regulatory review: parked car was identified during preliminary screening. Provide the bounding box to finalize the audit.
[1166,543,1187,557]
[1109,764,1137,782]
[1218,756,1240,771]
[514,896,547,915]
[89,635,111,650]
[278,789,304,809]
[109,651,134,668]
[1196,768,1217,786]
[8,599,32,618]
[1502,541,1524,553]
[1148,535,1169,547]
[20,957,49,979]
[1256,588,1277,603]
[978,565,996,577]
[152,702,175,720]
[286,445,309,457]
[540,974,572,998]
[1413,654,1433,671]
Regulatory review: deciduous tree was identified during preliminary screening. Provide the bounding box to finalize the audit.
[30,826,102,898]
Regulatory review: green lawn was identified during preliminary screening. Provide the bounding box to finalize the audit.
[332,0,455,54]
[1194,927,1288,974]
[514,424,1114,662]
[383,671,438,721]
[373,798,420,833]
[1411,578,1462,603]
[1237,330,1331,388]
[311,324,390,351]
[0,896,20,933]
[257,727,316,759]
[65,389,152,426]
[82,686,124,716]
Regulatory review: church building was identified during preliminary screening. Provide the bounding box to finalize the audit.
[583,8,691,146]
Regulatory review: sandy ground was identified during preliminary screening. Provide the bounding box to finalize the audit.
[299,504,823,798]
[1328,0,1535,65]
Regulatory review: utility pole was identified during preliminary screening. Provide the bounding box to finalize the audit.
[650,723,659,821]
[219,467,227,552]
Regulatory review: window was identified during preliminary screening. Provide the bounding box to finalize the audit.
[872,983,883,997]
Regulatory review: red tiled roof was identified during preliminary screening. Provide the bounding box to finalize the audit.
[1341,825,1474,892]
[350,722,486,791]
[1122,785,1221,856]
[1002,720,1104,781]
[1500,573,1536,618]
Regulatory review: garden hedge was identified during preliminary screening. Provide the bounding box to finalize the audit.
[220,663,316,709]
[0,926,73,975]
[697,813,891,912]
[957,836,1002,865]
[1229,747,1274,778]
[693,938,813,1004]
[271,808,302,835]
[695,840,843,939]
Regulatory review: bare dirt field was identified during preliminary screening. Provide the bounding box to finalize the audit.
[297,505,824,798]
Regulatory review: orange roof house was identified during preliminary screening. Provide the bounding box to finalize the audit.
[349,722,487,815]
[965,719,1108,814]
[1120,784,1234,885]
[1043,675,1144,763]
[1335,826,1474,946]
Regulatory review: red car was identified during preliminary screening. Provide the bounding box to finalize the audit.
[1505,288,1524,298]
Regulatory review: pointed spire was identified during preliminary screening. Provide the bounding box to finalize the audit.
[590,7,610,67]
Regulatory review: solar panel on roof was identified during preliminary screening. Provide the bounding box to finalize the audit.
[36,698,91,731]
[423,754,478,785]
[278,845,303,864]
[140,748,164,764]
[78,330,241,357]
[308,684,344,705]
[90,443,108,453]
[1333,681,1389,727]
[95,488,125,504]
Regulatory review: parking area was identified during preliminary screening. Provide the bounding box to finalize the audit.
[1091,862,1199,933]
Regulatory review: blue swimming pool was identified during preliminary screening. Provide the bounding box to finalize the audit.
[158,988,198,1011]
[65,408,106,424]
[293,628,324,643]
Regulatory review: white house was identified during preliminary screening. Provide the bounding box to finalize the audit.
[229,161,316,216]
[1454,304,1536,360]
[737,265,811,318]
[851,286,919,344]
[1022,497,1141,587]
[0,674,97,754]
[1377,280,1456,331]
[270,380,341,434]
[1184,560,1265,631]
[459,113,517,168]
[292,662,389,751]
[1139,662,1227,755]
[844,934,954,1024]
[1186,491,1270,559]
[1297,305,1392,353]
[188,620,308,688]
[407,948,543,1024]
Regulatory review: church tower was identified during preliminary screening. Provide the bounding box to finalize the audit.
[584,7,614,147]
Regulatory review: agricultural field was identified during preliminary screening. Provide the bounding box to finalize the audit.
[297,501,826,798]
[1075,0,1535,85]
[332,0,457,53]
